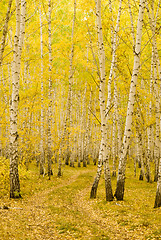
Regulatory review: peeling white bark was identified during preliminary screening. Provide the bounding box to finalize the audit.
[10,0,26,198]
[115,0,145,201]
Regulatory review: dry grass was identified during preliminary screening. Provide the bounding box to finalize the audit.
[0,161,161,240]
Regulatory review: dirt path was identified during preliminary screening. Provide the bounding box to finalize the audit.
[0,171,82,240]
[72,187,149,240]
[0,168,157,239]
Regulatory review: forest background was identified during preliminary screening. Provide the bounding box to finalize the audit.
[0,0,161,238]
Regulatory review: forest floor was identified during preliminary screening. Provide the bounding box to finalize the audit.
[0,162,161,240]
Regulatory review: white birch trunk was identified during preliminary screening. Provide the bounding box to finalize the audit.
[106,0,122,113]
[154,49,161,206]
[137,128,145,181]
[78,92,82,167]
[128,0,135,48]
[115,0,145,200]
[154,154,161,208]
[47,0,53,178]
[146,1,161,182]
[39,5,45,175]
[64,0,76,166]
[145,50,154,182]
[109,0,122,178]
[10,0,26,198]
[0,0,13,65]
[147,48,154,176]
[146,1,160,165]
[69,90,74,167]
[57,91,65,177]
[153,57,160,182]
[86,89,92,165]
[82,84,87,167]
[90,139,103,198]
[112,109,117,177]
[91,0,113,201]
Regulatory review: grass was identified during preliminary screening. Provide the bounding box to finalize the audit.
[0,160,161,239]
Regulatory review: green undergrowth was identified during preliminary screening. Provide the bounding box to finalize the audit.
[0,160,161,239]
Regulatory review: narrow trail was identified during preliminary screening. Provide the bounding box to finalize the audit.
[0,170,82,240]
[72,187,149,240]
[0,167,156,239]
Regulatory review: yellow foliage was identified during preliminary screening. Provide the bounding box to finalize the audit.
[0,157,9,196]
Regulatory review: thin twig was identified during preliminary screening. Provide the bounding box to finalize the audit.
[88,107,101,125]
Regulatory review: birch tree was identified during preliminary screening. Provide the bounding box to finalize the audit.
[150,0,161,207]
[114,0,145,200]
[47,0,53,178]
[146,0,160,182]
[91,0,113,201]
[90,0,122,200]
[82,84,87,167]
[111,0,122,177]
[64,0,76,165]
[0,0,13,66]
[10,0,26,198]
[39,4,45,175]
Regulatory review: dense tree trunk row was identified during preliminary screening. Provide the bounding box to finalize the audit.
[0,0,160,207]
